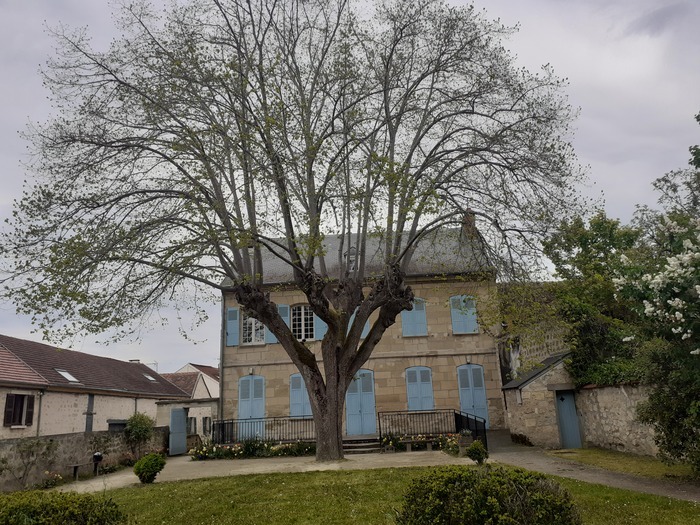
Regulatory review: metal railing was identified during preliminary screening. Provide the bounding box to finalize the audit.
[377,409,488,450]
[213,416,315,444]
[213,409,487,450]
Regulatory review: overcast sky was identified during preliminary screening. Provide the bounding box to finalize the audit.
[0,0,698,372]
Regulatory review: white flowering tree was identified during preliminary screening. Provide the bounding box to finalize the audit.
[615,217,700,354]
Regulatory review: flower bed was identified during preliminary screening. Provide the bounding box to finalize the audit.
[189,440,315,461]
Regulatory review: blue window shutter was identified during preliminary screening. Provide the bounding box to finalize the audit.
[226,307,239,346]
[406,367,434,410]
[314,314,327,341]
[401,309,413,337]
[290,374,312,418]
[265,304,289,344]
[406,369,419,410]
[451,296,478,334]
[414,299,427,335]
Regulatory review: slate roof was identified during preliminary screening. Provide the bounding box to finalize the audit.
[0,334,188,398]
[501,353,570,391]
[161,372,199,397]
[189,363,220,381]
[224,226,493,286]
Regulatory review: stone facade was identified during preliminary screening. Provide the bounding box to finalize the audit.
[504,361,572,448]
[577,385,657,456]
[221,280,505,432]
[504,362,657,455]
[156,398,219,441]
[1,386,162,440]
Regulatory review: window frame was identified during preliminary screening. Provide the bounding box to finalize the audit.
[241,311,266,346]
[3,393,35,427]
[291,305,315,341]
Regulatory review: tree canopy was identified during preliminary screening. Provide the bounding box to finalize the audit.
[1,0,583,459]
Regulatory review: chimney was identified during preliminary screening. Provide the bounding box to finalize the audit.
[462,210,478,239]
[129,359,141,364]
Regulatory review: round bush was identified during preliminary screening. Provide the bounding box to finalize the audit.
[0,490,126,524]
[133,453,166,484]
[396,466,582,525]
[465,439,489,465]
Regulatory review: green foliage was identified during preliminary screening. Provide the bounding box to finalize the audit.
[395,466,581,525]
[465,439,489,465]
[133,453,166,484]
[0,490,126,524]
[636,339,700,477]
[190,440,315,460]
[572,357,646,387]
[124,412,155,458]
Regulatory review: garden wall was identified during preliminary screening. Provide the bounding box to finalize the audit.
[0,427,168,492]
[577,385,657,456]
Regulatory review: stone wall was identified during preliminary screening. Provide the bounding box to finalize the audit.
[504,361,571,448]
[577,385,657,456]
[0,427,168,492]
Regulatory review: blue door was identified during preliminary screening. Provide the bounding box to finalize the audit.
[238,375,265,439]
[457,364,490,428]
[346,369,376,435]
[406,367,434,411]
[556,390,582,448]
[169,408,187,455]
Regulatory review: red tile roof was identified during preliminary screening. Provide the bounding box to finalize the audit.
[189,363,220,381]
[0,334,188,398]
[161,372,199,397]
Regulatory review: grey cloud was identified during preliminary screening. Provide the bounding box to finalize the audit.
[625,2,693,36]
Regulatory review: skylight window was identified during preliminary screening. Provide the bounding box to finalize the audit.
[55,369,79,383]
[143,373,156,381]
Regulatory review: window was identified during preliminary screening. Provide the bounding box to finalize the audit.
[143,373,156,381]
[3,394,35,427]
[241,312,266,345]
[450,295,479,334]
[291,305,315,340]
[406,367,434,411]
[55,369,79,383]
[401,298,428,337]
[203,416,212,436]
[290,374,313,418]
[186,416,197,435]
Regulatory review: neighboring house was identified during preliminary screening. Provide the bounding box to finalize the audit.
[158,363,220,440]
[0,334,187,439]
[219,224,507,438]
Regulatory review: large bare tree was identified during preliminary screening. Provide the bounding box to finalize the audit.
[1,0,584,459]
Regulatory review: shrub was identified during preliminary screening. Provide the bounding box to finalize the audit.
[396,466,581,525]
[0,490,126,524]
[124,412,155,459]
[465,439,489,465]
[133,453,166,484]
[189,440,316,460]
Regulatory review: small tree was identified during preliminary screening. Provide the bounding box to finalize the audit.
[124,413,155,459]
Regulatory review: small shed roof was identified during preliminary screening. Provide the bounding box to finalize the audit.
[501,353,570,391]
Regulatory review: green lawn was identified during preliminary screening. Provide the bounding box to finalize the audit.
[547,447,696,481]
[107,466,700,525]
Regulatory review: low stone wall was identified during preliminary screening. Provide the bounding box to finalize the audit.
[0,427,168,492]
[577,385,657,456]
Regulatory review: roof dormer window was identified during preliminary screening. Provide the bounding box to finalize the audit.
[55,369,79,383]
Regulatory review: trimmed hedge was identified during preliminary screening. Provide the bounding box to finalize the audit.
[396,466,582,525]
[0,491,126,524]
[133,453,166,484]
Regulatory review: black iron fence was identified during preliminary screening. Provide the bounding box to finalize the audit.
[212,416,315,444]
[212,409,487,449]
[377,409,488,450]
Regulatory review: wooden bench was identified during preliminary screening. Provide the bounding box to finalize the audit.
[68,461,98,480]
[400,437,437,452]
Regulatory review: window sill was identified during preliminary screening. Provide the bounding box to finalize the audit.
[10,425,27,429]
[240,342,266,347]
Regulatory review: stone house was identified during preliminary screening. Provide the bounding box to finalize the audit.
[158,363,220,441]
[0,334,187,439]
[219,227,507,438]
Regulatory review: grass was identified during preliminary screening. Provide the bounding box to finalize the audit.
[107,466,700,525]
[547,447,696,481]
